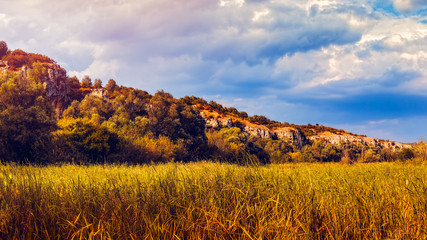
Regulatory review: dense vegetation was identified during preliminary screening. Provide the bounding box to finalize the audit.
[1,41,427,240]
[1,41,426,165]
[1,162,427,239]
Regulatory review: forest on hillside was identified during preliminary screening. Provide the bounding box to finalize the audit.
[1,41,426,165]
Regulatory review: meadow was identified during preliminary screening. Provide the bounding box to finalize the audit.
[1,162,426,239]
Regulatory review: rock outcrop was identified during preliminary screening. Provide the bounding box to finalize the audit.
[203,114,409,150]
[274,127,307,148]
[1,60,71,116]
[90,89,108,98]
[205,117,234,129]
[204,115,307,148]
[308,134,410,150]
[43,64,70,115]
[244,126,275,139]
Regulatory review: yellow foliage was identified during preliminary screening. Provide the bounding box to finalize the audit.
[134,135,184,163]
[290,152,303,162]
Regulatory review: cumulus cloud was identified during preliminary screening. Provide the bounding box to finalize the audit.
[1,0,364,68]
[1,0,427,141]
[274,15,427,97]
[394,0,427,13]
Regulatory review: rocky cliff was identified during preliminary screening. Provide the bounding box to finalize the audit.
[202,113,409,150]
[204,114,308,148]
[308,134,410,150]
[1,60,71,116]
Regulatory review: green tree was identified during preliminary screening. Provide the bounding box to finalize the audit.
[360,147,381,163]
[0,73,57,163]
[321,143,341,162]
[207,127,248,162]
[148,91,208,160]
[302,146,315,162]
[56,118,118,163]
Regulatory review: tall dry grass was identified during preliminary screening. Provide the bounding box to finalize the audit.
[1,162,426,239]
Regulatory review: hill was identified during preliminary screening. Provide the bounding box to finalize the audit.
[0,41,421,164]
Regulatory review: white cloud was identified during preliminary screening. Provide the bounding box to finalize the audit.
[273,12,427,97]
[220,0,245,7]
[69,58,122,80]
[394,0,427,12]
[252,8,271,22]
[0,13,12,27]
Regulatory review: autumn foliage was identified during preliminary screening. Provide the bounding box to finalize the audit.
[2,49,54,70]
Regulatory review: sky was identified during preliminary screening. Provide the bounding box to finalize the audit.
[1,0,427,143]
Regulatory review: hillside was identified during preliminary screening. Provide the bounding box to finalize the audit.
[0,41,420,164]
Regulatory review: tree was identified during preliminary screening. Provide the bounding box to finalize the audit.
[361,148,381,163]
[321,143,341,162]
[397,148,415,161]
[147,90,208,160]
[28,62,48,84]
[0,74,57,163]
[148,90,179,138]
[207,127,248,161]
[248,115,271,125]
[0,40,8,58]
[106,79,117,93]
[56,118,118,163]
[81,75,92,88]
[239,111,248,119]
[66,76,84,101]
[93,78,102,88]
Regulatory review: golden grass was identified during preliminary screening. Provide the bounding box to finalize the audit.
[1,162,426,239]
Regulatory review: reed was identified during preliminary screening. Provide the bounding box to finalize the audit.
[1,162,426,239]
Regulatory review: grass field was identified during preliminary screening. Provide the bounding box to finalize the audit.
[1,162,426,239]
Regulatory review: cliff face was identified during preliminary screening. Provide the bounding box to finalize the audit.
[43,64,70,115]
[308,134,410,150]
[202,114,409,150]
[204,115,308,148]
[1,61,70,116]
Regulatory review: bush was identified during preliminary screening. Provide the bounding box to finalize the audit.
[56,118,119,163]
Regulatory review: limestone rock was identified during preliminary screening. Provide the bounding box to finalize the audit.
[4,61,71,117]
[308,134,410,150]
[90,89,108,98]
[206,118,220,129]
[202,115,307,148]
[42,64,70,116]
[244,126,274,139]
[220,118,233,128]
[274,127,307,149]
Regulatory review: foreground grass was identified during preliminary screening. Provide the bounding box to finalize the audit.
[0,162,426,239]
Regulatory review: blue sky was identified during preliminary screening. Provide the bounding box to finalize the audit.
[1,0,427,142]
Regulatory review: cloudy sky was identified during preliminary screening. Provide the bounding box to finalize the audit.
[1,0,427,142]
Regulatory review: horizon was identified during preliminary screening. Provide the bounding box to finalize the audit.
[1,0,427,142]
